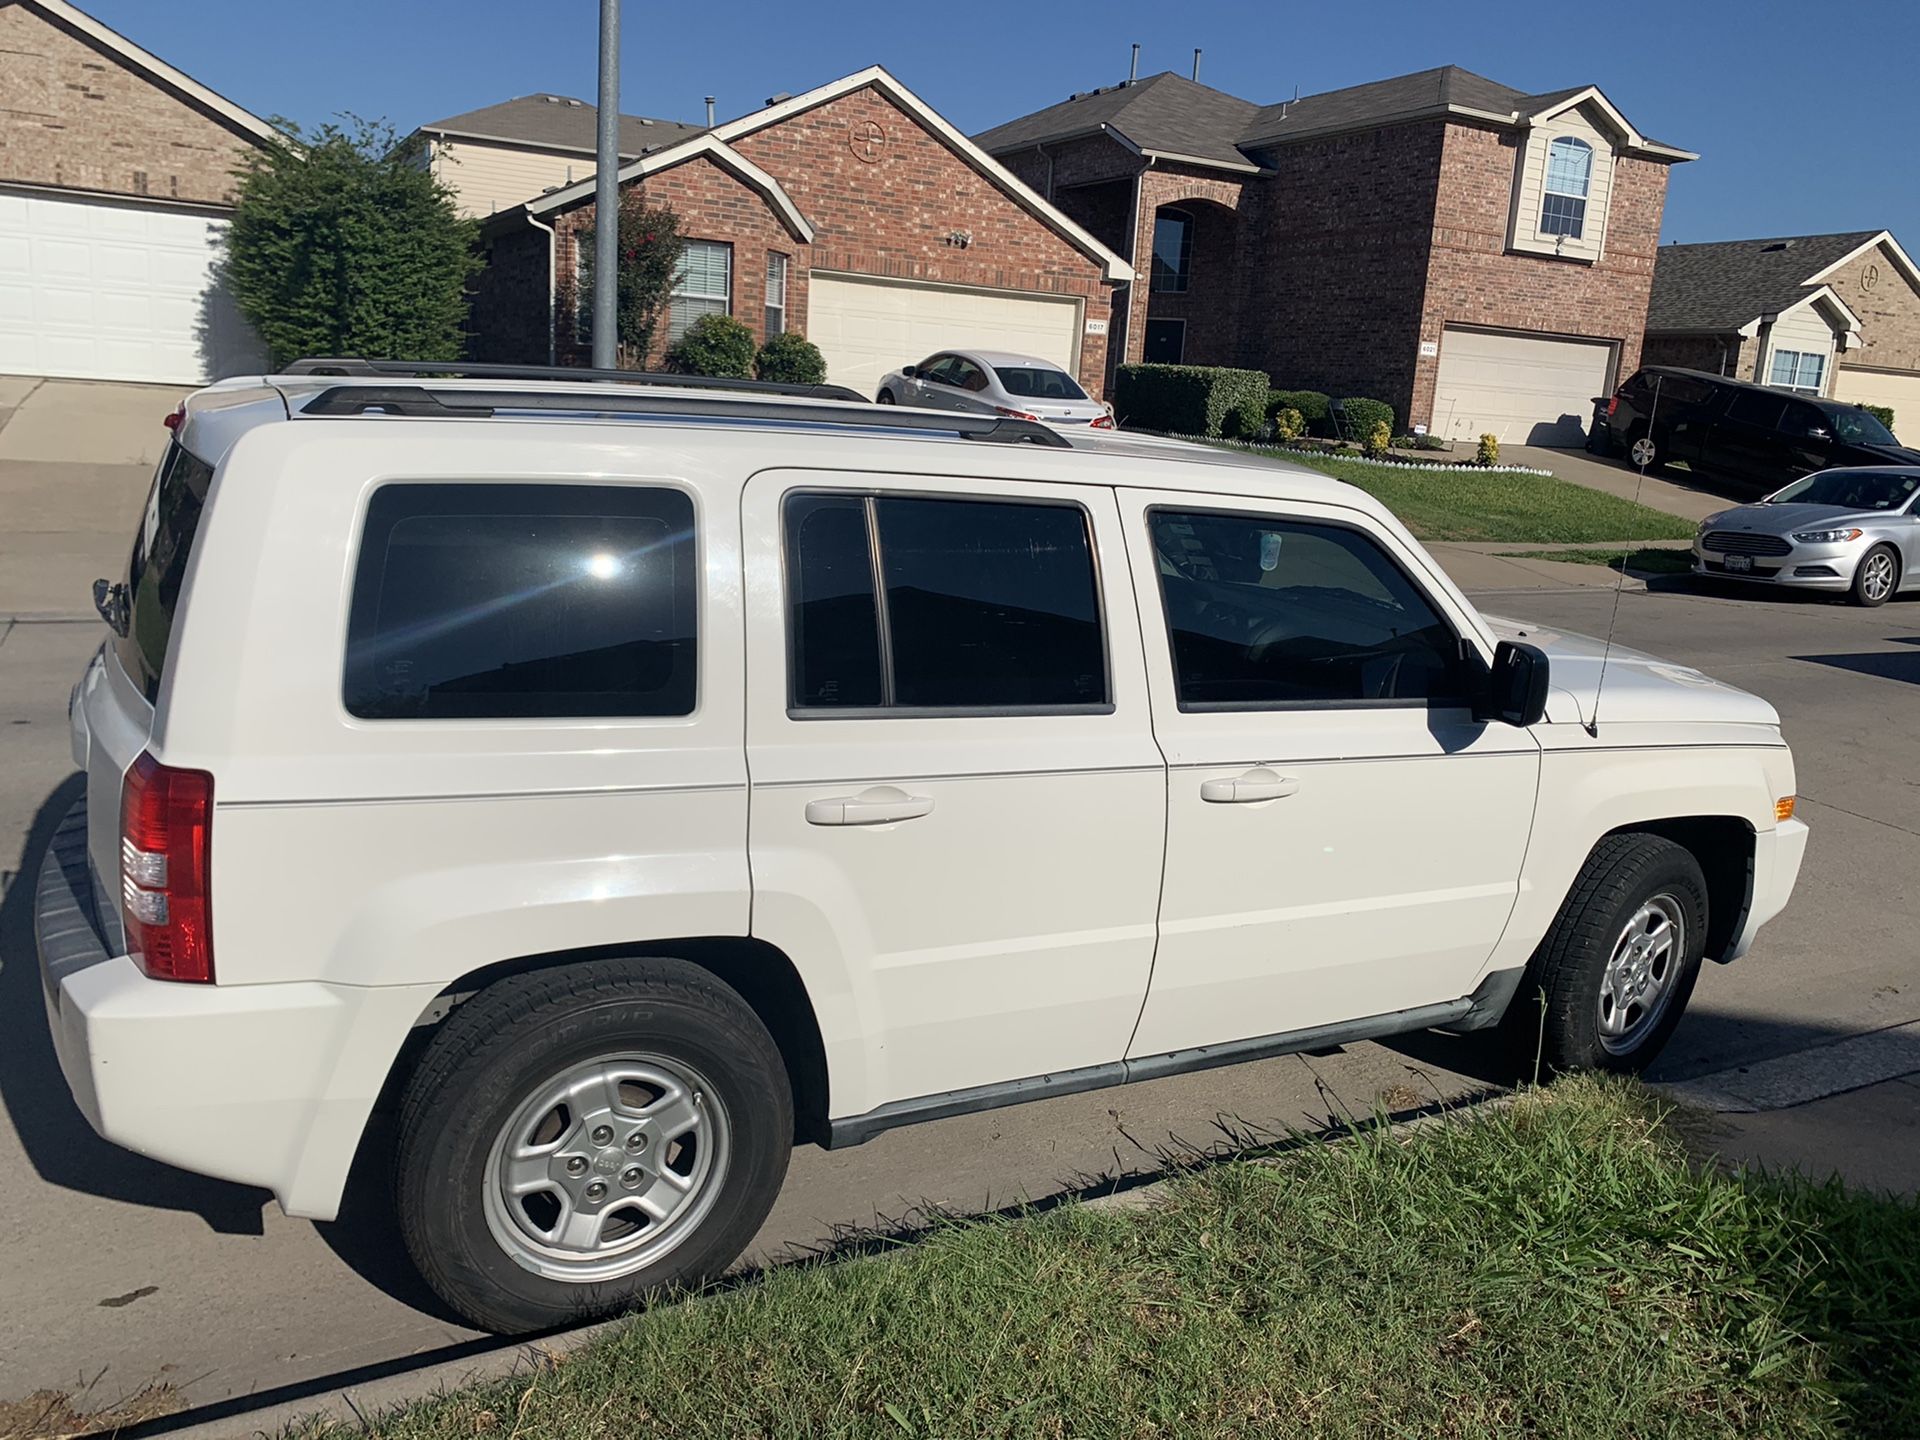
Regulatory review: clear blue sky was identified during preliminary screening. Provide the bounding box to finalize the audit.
[88,0,1920,246]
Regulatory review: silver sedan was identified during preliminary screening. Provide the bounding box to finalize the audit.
[875,349,1113,428]
[1693,467,1920,606]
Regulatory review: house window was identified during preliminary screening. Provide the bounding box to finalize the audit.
[669,240,731,340]
[1150,210,1193,293]
[1769,349,1828,394]
[765,252,789,337]
[1539,137,1593,240]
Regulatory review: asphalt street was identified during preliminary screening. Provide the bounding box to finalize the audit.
[1,427,1915,1422]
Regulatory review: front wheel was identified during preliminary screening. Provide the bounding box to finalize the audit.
[395,959,793,1333]
[875,389,896,404]
[1851,543,1898,607]
[1502,834,1707,1074]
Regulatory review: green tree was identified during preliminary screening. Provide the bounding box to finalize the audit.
[223,118,477,366]
[579,196,683,366]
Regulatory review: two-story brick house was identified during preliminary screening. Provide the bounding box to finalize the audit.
[459,68,1132,399]
[0,0,276,382]
[978,66,1696,445]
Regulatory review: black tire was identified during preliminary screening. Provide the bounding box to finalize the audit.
[395,958,793,1334]
[876,389,896,404]
[1625,425,1666,472]
[1501,834,1708,1075]
[1850,543,1899,608]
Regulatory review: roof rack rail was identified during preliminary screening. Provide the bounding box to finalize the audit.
[297,384,1073,447]
[282,357,866,404]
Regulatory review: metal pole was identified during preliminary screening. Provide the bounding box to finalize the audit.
[592,0,621,369]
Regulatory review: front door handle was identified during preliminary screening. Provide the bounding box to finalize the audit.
[1200,768,1299,804]
[805,785,935,827]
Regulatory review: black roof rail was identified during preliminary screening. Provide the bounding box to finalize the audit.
[282,357,866,403]
[296,384,1072,447]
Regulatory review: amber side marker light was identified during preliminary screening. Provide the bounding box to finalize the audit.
[1776,796,1797,822]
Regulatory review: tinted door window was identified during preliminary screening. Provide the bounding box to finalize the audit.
[947,358,990,394]
[1726,391,1786,428]
[919,356,959,387]
[783,493,1107,711]
[1150,511,1464,708]
[115,438,216,702]
[345,483,696,719]
[1781,402,1830,439]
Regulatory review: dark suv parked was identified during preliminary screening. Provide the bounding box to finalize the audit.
[1593,367,1918,493]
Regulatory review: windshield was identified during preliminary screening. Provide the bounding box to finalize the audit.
[1767,468,1920,510]
[1826,407,1897,445]
[993,365,1088,401]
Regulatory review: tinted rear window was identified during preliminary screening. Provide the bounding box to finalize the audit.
[994,366,1088,401]
[345,483,697,720]
[116,439,216,703]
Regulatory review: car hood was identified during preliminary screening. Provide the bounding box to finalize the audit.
[1846,441,1920,466]
[1484,614,1779,730]
[1702,501,1895,532]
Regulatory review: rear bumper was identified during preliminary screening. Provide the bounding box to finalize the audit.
[1728,817,1809,961]
[36,798,437,1220]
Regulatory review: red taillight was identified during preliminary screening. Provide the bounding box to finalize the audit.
[1090,414,1115,429]
[120,751,214,982]
[1605,395,1619,419]
[162,403,185,432]
[994,405,1041,422]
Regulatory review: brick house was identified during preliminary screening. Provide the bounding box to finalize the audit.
[0,0,276,381]
[459,68,1132,399]
[977,66,1696,445]
[1641,231,1920,426]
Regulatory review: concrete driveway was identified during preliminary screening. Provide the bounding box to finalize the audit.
[2,384,1917,1426]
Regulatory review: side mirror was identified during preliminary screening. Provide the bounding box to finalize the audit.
[1808,427,1831,442]
[1474,639,1550,727]
[901,365,918,378]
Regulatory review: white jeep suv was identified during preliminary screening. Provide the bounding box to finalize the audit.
[37,363,1808,1333]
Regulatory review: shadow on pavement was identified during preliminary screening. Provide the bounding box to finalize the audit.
[1792,650,1920,686]
[0,773,274,1234]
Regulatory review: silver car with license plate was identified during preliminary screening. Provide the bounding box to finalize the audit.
[1693,467,1920,606]
[875,349,1113,428]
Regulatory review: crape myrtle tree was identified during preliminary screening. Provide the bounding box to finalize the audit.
[224,118,478,366]
[578,195,684,367]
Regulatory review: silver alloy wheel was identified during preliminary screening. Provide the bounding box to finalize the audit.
[1628,435,1658,468]
[1861,549,1896,602]
[1597,894,1685,1055]
[482,1053,731,1283]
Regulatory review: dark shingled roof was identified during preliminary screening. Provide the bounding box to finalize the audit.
[973,72,1261,169]
[1645,232,1880,333]
[419,94,705,158]
[978,64,1682,171]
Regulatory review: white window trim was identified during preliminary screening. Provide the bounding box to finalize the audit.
[1539,136,1593,242]
[766,252,789,337]
[669,240,733,341]
[1769,348,1828,394]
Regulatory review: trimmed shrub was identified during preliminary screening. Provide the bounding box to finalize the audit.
[666,313,756,378]
[1114,363,1271,438]
[1476,433,1500,466]
[1269,389,1332,435]
[1338,396,1395,441]
[1363,419,1391,458]
[1272,407,1305,442]
[755,330,827,385]
[1863,403,1897,433]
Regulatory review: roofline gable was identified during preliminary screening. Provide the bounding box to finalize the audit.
[22,0,282,148]
[711,65,1134,281]
[1521,85,1699,161]
[527,133,815,243]
[1801,229,1920,291]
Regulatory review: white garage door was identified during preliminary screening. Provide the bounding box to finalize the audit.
[1834,367,1920,441]
[0,190,264,384]
[808,272,1081,399]
[1432,327,1615,447]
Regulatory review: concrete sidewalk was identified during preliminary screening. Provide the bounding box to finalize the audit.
[1505,443,1735,523]
[1426,542,1658,592]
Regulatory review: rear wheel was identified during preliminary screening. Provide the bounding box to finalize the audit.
[395,958,792,1333]
[1502,834,1707,1074]
[1851,543,1898,607]
[1626,426,1666,471]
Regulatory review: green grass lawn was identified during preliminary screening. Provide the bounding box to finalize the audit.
[1239,448,1697,545]
[305,1078,1920,1440]
[1508,546,1698,575]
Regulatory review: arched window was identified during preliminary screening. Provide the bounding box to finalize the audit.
[1540,136,1593,240]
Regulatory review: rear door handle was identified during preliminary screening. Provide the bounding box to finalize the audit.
[1200,768,1299,804]
[805,785,935,827]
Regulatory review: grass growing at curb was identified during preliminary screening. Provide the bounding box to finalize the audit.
[305,1077,1920,1440]
[1508,546,1698,575]
[1245,447,1697,544]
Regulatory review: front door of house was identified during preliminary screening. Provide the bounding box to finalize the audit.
[1143,319,1185,365]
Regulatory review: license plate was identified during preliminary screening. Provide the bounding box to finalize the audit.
[1724,554,1753,573]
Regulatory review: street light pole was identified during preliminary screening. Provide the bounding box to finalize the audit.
[592,0,620,369]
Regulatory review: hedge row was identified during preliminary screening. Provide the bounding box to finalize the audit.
[1112,364,1269,439]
